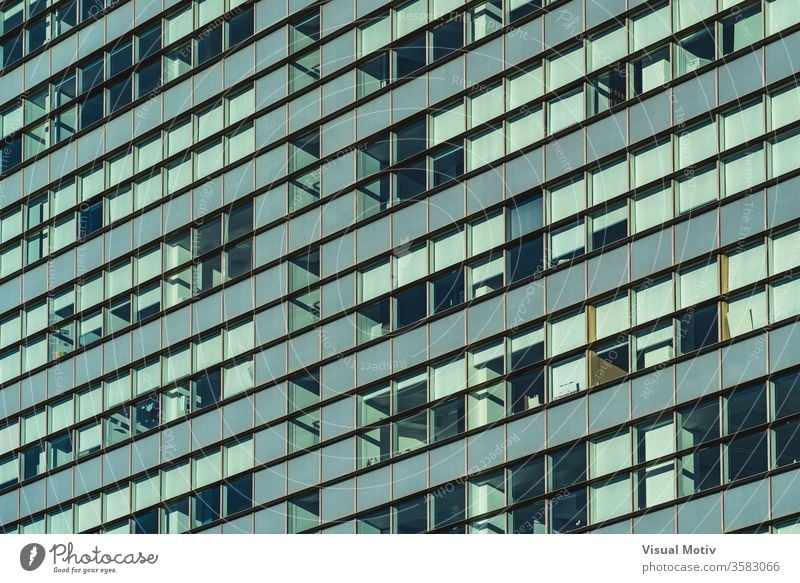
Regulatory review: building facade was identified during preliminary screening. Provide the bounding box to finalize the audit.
[1,0,800,534]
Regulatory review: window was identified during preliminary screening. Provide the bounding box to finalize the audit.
[549,178,585,223]
[723,289,766,338]
[632,140,671,188]
[394,32,426,78]
[432,18,462,60]
[766,0,800,35]
[679,304,718,354]
[590,203,627,250]
[677,120,717,169]
[631,3,670,51]
[677,165,717,213]
[548,89,583,133]
[589,69,626,115]
[727,244,765,292]
[468,0,502,42]
[631,47,669,96]
[550,355,585,400]
[468,255,503,299]
[589,25,627,72]
[724,147,765,196]
[675,29,715,76]
[227,6,253,47]
[507,65,542,110]
[721,5,762,55]
[547,44,584,92]
[358,54,389,98]
[594,295,629,340]
[550,221,585,266]
[726,384,767,434]
[634,323,673,370]
[722,101,764,150]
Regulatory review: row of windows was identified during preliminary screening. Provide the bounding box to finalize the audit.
[0,201,252,357]
[0,83,255,253]
[270,76,800,237]
[0,0,251,70]
[4,390,800,533]
[1,273,798,486]
[0,12,255,173]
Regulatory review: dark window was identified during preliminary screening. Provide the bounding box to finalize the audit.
[1,137,22,173]
[550,489,586,533]
[136,60,161,97]
[678,399,720,448]
[727,431,767,481]
[431,146,464,186]
[590,70,626,115]
[431,398,465,442]
[29,0,47,17]
[226,240,251,279]
[289,129,320,171]
[193,369,221,410]
[134,396,160,433]
[195,216,222,256]
[394,119,427,162]
[511,501,546,533]
[138,24,161,59]
[773,372,800,420]
[394,161,427,201]
[2,34,23,67]
[510,457,545,502]
[109,41,132,76]
[81,58,104,93]
[507,237,543,283]
[227,7,254,47]
[197,25,222,65]
[509,0,541,23]
[432,482,464,528]
[80,91,104,128]
[108,76,132,113]
[432,18,463,60]
[550,442,586,490]
[679,304,718,354]
[81,0,104,21]
[773,420,800,467]
[78,202,103,238]
[395,283,427,328]
[22,444,44,479]
[133,510,159,534]
[227,203,252,241]
[508,369,545,413]
[726,384,767,434]
[194,486,220,526]
[395,496,427,533]
[224,475,252,516]
[432,269,464,313]
[3,4,23,29]
[680,445,720,493]
[358,53,389,98]
[510,331,544,370]
[27,17,48,51]
[394,32,426,78]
